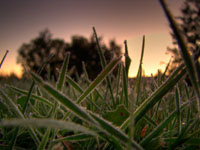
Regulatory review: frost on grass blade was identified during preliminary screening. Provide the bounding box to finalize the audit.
[56,52,70,91]
[0,119,97,136]
[0,88,24,119]
[30,71,97,125]
[8,85,53,106]
[89,111,144,150]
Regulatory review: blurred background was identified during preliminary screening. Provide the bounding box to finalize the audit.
[0,0,194,79]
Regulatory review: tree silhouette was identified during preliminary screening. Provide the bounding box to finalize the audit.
[167,0,200,72]
[17,29,122,80]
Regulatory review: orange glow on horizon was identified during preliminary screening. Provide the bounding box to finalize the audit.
[0,33,173,78]
[0,64,22,78]
[0,50,23,78]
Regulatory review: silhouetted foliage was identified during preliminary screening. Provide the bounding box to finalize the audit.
[17,29,122,80]
[167,0,200,71]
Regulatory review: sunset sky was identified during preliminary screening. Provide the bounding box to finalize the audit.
[0,0,184,77]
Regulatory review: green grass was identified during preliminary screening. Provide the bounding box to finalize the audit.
[0,0,200,149]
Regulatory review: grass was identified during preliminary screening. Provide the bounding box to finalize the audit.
[0,0,200,149]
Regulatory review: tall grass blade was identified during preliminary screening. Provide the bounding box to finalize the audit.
[140,110,177,146]
[93,27,106,68]
[56,52,70,91]
[93,27,115,106]
[161,58,171,81]
[82,61,89,80]
[159,0,200,110]
[124,40,131,79]
[122,65,129,107]
[0,50,9,69]
[175,87,181,135]
[135,36,145,104]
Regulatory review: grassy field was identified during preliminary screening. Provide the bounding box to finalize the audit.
[0,0,200,149]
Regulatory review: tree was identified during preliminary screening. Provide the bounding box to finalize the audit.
[17,29,122,80]
[167,0,200,72]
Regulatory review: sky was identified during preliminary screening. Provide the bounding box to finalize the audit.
[0,0,184,77]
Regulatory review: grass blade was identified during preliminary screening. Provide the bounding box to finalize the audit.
[77,56,121,104]
[115,63,122,103]
[122,64,129,107]
[124,40,131,79]
[135,36,145,104]
[140,101,189,147]
[8,86,53,106]
[54,133,94,142]
[93,27,107,68]
[48,53,70,149]
[159,0,200,110]
[23,54,54,114]
[66,75,102,111]
[93,27,116,106]
[66,75,83,93]
[56,52,70,91]
[37,128,51,150]
[140,110,177,146]
[0,119,97,136]
[62,57,121,120]
[161,58,171,81]
[0,50,9,69]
